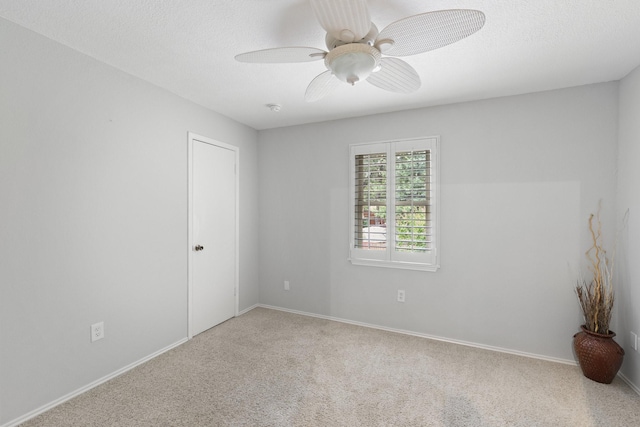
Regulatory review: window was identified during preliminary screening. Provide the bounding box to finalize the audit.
[349,137,439,271]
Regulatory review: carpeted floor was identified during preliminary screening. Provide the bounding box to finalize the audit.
[21,307,640,426]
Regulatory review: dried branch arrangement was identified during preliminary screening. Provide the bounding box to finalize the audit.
[576,210,614,334]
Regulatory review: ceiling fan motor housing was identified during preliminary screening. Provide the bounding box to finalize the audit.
[325,43,381,85]
[325,24,379,49]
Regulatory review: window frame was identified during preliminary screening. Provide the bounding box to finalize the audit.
[348,137,440,272]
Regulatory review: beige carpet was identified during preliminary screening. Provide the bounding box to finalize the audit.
[21,307,639,426]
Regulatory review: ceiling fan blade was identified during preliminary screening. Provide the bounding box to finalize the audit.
[305,70,341,102]
[366,58,420,93]
[376,9,485,57]
[235,47,327,63]
[309,0,371,43]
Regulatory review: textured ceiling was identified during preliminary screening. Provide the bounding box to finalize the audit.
[1,0,640,130]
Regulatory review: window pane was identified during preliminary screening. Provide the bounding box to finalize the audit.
[395,150,431,252]
[354,153,387,250]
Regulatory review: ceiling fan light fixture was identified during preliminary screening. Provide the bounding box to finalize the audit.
[325,43,381,85]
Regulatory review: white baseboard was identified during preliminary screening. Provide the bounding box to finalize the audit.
[3,338,188,427]
[257,304,578,366]
[7,304,638,427]
[257,304,640,395]
[238,303,259,316]
[619,372,640,395]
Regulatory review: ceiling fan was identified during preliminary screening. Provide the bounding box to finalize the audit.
[235,0,485,102]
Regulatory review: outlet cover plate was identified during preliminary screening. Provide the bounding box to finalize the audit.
[91,321,104,342]
[397,290,405,303]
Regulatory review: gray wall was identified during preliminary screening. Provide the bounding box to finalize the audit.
[258,83,619,363]
[617,64,640,388]
[0,19,259,425]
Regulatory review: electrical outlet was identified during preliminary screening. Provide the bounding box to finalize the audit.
[284,280,290,291]
[633,332,639,352]
[397,290,405,303]
[91,322,104,342]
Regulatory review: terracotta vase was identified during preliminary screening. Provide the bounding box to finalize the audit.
[573,325,625,384]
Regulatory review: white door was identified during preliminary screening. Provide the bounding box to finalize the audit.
[189,134,238,337]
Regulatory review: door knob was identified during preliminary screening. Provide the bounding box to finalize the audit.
[194,245,204,251]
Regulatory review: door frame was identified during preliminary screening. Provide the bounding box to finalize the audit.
[187,132,239,339]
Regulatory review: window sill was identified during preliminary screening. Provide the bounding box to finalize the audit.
[349,258,439,272]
